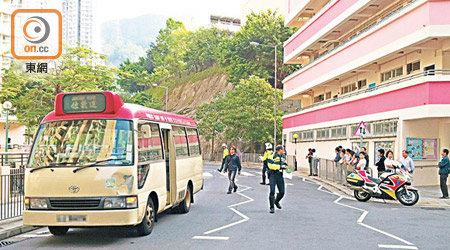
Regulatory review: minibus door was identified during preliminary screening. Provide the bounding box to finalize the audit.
[161,128,177,206]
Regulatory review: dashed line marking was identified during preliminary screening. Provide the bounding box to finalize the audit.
[203,172,213,178]
[240,172,255,177]
[192,236,229,240]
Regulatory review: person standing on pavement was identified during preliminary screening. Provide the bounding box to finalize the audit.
[356,152,367,171]
[400,150,415,173]
[267,145,288,214]
[223,146,241,194]
[312,148,319,176]
[260,143,273,185]
[306,148,313,176]
[217,143,229,172]
[438,149,450,199]
[334,147,341,164]
[375,149,386,177]
[361,147,369,171]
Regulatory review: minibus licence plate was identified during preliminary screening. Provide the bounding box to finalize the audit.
[57,215,87,222]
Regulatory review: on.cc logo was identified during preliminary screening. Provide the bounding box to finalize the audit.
[23,16,50,44]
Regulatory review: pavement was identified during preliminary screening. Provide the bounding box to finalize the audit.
[0,164,448,249]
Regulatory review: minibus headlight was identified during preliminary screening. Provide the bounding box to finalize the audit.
[29,198,48,209]
[103,197,126,209]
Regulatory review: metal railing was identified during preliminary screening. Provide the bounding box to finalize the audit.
[316,158,372,185]
[0,172,25,220]
[203,152,262,163]
[289,69,450,114]
[0,152,29,167]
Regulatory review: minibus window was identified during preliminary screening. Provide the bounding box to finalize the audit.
[186,128,201,156]
[138,122,163,162]
[172,126,189,157]
[29,119,134,167]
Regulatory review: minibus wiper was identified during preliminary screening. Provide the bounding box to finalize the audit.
[29,161,79,173]
[73,158,126,173]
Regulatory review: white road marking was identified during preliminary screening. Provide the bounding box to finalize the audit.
[378,245,418,249]
[192,236,229,240]
[21,234,51,238]
[286,183,294,186]
[203,172,213,178]
[305,178,417,248]
[199,182,254,237]
[240,172,255,177]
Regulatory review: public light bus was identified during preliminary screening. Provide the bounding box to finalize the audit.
[23,91,203,236]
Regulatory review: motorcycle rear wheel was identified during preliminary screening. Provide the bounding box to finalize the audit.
[396,188,419,206]
[354,190,371,202]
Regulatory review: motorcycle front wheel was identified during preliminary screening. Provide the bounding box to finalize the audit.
[354,190,371,202]
[396,188,419,206]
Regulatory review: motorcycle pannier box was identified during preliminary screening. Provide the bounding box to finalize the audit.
[346,173,364,186]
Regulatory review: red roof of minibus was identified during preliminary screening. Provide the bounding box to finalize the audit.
[42,91,197,127]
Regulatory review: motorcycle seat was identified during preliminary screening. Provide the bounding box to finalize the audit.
[368,176,381,184]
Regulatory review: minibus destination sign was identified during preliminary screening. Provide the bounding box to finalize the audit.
[62,93,107,114]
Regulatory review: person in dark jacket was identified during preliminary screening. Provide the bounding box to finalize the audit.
[438,149,450,199]
[306,148,313,176]
[223,146,242,194]
[334,147,341,163]
[375,149,386,177]
[267,145,288,214]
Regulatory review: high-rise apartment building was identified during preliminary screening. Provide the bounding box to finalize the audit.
[61,0,93,48]
[283,0,450,186]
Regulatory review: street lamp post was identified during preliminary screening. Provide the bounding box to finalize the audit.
[3,101,12,161]
[153,84,169,112]
[293,134,299,171]
[250,42,278,147]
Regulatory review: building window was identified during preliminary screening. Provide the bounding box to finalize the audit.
[372,120,397,137]
[341,83,357,95]
[316,128,330,140]
[302,131,314,140]
[357,79,367,89]
[407,61,420,74]
[314,94,324,103]
[325,91,332,100]
[381,67,403,82]
[331,126,347,139]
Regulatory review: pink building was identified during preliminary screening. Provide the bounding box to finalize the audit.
[283,0,450,186]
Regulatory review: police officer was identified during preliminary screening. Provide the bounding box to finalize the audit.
[217,143,229,172]
[267,145,288,214]
[260,143,273,185]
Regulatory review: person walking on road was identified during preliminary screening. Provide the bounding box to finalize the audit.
[400,150,415,173]
[312,149,319,176]
[438,149,450,199]
[223,146,241,194]
[375,149,386,177]
[267,145,288,214]
[260,143,273,185]
[306,148,313,176]
[217,143,229,172]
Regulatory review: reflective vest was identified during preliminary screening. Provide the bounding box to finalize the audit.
[223,148,229,159]
[268,152,287,171]
[261,150,273,163]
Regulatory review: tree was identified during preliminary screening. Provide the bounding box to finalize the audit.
[217,10,300,85]
[148,18,188,78]
[0,47,119,131]
[118,57,152,93]
[196,76,283,146]
[129,92,164,109]
[196,99,226,155]
[184,27,232,72]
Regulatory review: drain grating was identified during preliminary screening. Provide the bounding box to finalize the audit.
[421,207,446,210]
[0,241,15,248]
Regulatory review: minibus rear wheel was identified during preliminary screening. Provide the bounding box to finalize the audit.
[177,186,192,214]
[136,198,156,236]
[48,226,69,236]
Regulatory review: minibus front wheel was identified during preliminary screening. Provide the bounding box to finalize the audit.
[49,226,69,236]
[136,198,156,236]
